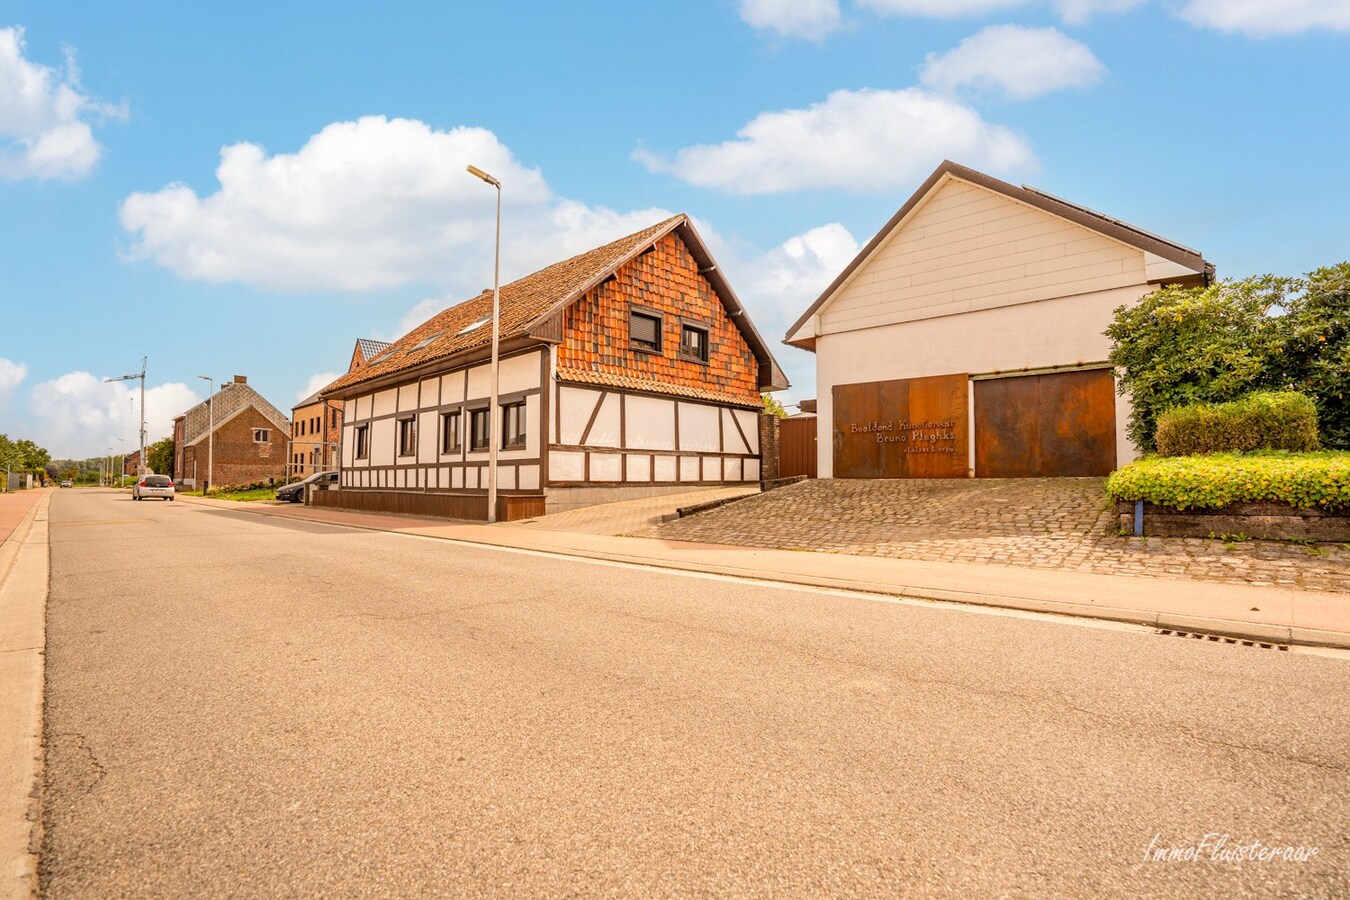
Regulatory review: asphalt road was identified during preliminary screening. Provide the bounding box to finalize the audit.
[41,489,1349,898]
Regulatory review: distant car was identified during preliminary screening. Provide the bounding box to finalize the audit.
[275,471,338,503]
[133,474,176,501]
[60,480,73,488]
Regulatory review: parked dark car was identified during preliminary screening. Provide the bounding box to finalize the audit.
[275,471,338,503]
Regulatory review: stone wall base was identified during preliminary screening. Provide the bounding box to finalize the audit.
[1116,501,1350,541]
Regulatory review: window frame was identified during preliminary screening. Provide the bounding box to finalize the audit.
[441,410,462,454]
[354,424,370,459]
[253,428,271,443]
[469,408,490,452]
[501,400,527,450]
[629,306,664,354]
[397,416,417,457]
[678,319,711,365]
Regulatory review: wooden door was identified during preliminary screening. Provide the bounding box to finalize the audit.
[779,416,817,478]
[974,369,1116,478]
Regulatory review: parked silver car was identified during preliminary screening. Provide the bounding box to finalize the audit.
[133,474,176,501]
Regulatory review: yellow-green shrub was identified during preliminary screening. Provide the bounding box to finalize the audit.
[1155,392,1319,457]
[1106,452,1350,510]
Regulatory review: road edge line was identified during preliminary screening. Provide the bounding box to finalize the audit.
[0,491,50,900]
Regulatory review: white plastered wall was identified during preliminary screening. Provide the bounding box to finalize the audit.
[804,175,1179,478]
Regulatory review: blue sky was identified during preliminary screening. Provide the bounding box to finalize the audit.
[1,0,1347,458]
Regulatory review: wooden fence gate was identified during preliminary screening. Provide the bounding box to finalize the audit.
[779,417,818,479]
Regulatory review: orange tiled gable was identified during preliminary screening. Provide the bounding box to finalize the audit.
[556,231,761,408]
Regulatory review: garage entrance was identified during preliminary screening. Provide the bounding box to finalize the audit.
[974,369,1116,478]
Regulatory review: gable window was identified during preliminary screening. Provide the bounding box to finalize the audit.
[441,411,462,453]
[680,322,710,363]
[630,309,662,352]
[470,409,490,451]
[355,425,369,459]
[397,417,416,456]
[253,428,270,443]
[502,401,527,449]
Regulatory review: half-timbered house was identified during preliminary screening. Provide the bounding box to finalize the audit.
[319,215,788,520]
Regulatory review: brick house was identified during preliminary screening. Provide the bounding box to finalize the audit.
[122,449,141,477]
[289,338,391,477]
[172,376,292,489]
[319,214,788,520]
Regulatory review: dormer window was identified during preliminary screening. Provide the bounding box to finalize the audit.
[629,309,662,352]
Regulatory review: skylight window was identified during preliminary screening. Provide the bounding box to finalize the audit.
[456,316,491,336]
[411,331,443,351]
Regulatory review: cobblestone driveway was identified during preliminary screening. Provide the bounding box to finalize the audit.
[636,478,1350,593]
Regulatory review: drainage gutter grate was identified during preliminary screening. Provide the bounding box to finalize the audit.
[1157,628,1290,651]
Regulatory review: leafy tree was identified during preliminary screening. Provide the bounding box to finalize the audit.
[1107,265,1349,452]
[761,393,789,419]
[1273,263,1350,449]
[146,436,174,476]
[15,439,50,471]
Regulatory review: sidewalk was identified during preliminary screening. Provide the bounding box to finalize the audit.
[0,489,50,900]
[180,494,1350,649]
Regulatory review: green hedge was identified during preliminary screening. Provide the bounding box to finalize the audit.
[1106,452,1350,511]
[1155,392,1319,457]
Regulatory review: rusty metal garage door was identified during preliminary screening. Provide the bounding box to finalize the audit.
[974,369,1117,478]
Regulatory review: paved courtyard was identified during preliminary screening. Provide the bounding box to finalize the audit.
[636,478,1350,593]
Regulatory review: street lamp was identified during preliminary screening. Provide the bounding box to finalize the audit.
[198,375,214,493]
[467,163,502,523]
[106,356,147,475]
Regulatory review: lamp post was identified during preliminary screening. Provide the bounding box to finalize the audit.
[467,163,502,523]
[197,375,214,493]
[106,356,147,475]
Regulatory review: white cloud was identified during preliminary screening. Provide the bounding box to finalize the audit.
[739,0,843,39]
[28,372,199,459]
[296,372,341,403]
[921,26,1106,100]
[736,223,860,324]
[1177,0,1350,36]
[634,87,1035,194]
[0,26,124,182]
[120,116,671,294]
[0,357,27,399]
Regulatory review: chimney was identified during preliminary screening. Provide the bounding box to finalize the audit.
[233,375,247,384]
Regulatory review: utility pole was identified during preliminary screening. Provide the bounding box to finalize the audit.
[106,356,147,475]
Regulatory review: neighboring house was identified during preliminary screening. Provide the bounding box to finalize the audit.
[786,160,1212,480]
[320,214,788,520]
[122,449,141,477]
[172,376,292,489]
[288,338,389,478]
